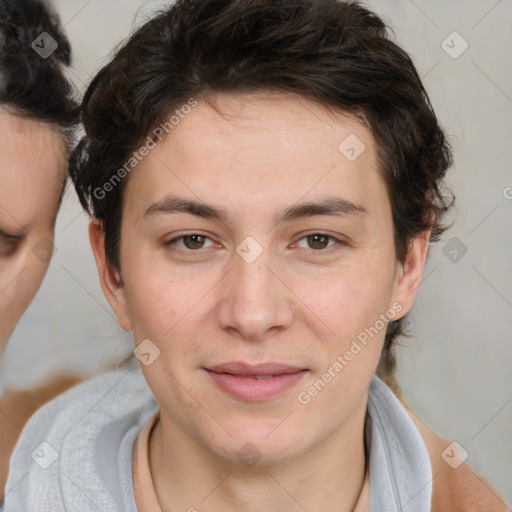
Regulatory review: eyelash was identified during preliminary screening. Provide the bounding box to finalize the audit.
[165,234,218,253]
[164,232,343,254]
[0,236,22,258]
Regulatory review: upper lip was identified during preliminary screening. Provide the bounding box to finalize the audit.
[206,362,305,376]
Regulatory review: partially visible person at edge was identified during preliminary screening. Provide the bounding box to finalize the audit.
[5,1,510,511]
[0,0,83,507]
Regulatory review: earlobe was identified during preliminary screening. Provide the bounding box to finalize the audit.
[88,220,131,331]
[391,228,431,320]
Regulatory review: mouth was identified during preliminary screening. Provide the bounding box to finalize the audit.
[204,362,308,401]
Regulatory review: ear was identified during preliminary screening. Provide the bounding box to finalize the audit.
[391,228,431,320]
[88,219,131,331]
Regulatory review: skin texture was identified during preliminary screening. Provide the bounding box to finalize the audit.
[0,111,66,352]
[0,110,70,503]
[90,92,430,512]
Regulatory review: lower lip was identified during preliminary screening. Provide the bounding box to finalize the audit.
[205,369,308,401]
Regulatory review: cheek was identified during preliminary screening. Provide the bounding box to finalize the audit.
[122,262,210,343]
[291,261,396,419]
[293,252,396,340]
[0,255,49,342]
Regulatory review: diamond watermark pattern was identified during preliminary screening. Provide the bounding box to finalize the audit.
[32,237,57,263]
[134,338,161,366]
[236,236,263,264]
[442,237,468,263]
[237,442,263,467]
[31,442,58,469]
[441,441,469,469]
[441,31,469,59]
[31,32,58,59]
[338,134,366,162]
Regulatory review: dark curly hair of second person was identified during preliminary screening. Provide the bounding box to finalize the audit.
[69,0,454,395]
[0,0,78,145]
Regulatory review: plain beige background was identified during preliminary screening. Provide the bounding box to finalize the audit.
[4,0,511,504]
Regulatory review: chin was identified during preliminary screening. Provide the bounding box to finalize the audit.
[200,419,310,467]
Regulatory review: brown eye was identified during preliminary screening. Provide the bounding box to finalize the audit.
[306,234,330,249]
[165,233,217,254]
[295,233,340,251]
[182,234,206,249]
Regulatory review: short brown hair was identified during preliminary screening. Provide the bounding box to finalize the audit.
[69,0,454,388]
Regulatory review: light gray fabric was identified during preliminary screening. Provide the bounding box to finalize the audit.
[4,358,157,512]
[4,361,432,511]
[367,377,432,511]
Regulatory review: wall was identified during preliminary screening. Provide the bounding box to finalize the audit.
[4,0,511,504]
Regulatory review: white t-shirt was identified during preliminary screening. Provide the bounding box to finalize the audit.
[4,358,432,511]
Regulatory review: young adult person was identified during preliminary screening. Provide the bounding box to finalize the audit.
[5,1,510,510]
[0,0,80,505]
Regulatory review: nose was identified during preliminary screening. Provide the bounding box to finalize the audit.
[216,250,295,342]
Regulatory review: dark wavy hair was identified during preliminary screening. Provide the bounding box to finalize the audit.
[0,0,78,146]
[69,0,453,392]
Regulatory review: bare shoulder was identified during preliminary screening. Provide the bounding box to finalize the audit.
[403,403,510,512]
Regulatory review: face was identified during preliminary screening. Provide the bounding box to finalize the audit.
[91,92,429,465]
[0,111,66,354]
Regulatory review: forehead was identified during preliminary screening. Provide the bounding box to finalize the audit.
[124,92,386,219]
[170,92,371,163]
[0,112,66,229]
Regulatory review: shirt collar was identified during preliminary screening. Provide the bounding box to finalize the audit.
[367,375,432,511]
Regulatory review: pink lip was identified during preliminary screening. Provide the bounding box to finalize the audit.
[205,362,308,401]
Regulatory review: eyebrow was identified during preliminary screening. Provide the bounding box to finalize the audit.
[144,196,229,222]
[273,196,368,224]
[143,195,368,224]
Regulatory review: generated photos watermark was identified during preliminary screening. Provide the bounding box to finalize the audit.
[297,301,403,405]
[93,97,198,200]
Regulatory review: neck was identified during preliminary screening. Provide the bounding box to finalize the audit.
[0,353,5,400]
[149,399,368,512]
